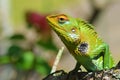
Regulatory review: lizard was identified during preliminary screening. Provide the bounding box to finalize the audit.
[46,14,115,72]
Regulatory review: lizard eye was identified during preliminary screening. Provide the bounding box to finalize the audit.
[57,15,68,24]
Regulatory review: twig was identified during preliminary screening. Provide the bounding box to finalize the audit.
[50,47,64,73]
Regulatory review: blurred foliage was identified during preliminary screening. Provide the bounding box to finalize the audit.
[0,11,59,79]
[9,34,25,40]
[0,42,52,76]
[35,56,51,75]
[7,45,23,58]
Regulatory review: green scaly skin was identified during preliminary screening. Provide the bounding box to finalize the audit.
[46,14,115,71]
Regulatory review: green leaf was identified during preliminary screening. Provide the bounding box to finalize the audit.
[7,45,23,57]
[16,51,34,70]
[9,34,25,40]
[35,57,51,75]
[0,56,10,65]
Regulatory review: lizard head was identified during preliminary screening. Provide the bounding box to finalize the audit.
[46,14,81,51]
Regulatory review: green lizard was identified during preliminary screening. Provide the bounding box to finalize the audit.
[46,14,115,71]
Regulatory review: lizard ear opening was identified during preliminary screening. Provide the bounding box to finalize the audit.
[78,42,88,54]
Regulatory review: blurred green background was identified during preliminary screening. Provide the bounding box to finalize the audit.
[11,0,74,26]
[0,0,120,80]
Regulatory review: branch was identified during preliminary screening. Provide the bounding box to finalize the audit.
[43,61,120,80]
[50,47,64,73]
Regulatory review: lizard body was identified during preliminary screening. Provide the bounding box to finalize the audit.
[46,14,114,71]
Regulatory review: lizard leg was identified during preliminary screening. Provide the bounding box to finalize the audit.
[92,43,114,69]
[102,43,114,69]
